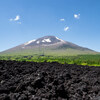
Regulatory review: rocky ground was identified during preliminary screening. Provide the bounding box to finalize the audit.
[0,60,100,100]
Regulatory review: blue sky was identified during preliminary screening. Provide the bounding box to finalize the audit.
[0,0,100,52]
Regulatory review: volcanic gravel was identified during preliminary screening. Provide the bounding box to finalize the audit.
[0,60,100,100]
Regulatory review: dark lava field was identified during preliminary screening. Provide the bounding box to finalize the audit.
[0,60,100,100]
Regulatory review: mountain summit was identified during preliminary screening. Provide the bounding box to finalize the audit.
[0,36,97,56]
[24,36,66,47]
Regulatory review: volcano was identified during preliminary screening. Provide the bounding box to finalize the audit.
[0,36,97,56]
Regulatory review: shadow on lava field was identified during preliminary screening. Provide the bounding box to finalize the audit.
[0,60,100,100]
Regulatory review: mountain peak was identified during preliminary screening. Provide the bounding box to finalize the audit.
[1,35,96,55]
[24,36,65,46]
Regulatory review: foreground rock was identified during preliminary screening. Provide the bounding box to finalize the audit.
[0,60,100,100]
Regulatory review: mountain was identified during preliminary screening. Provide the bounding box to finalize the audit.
[0,36,97,56]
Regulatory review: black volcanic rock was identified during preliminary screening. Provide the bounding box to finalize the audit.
[0,60,100,100]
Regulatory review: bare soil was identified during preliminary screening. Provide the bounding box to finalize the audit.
[0,60,100,100]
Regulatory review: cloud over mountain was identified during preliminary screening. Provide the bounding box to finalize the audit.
[64,27,69,31]
[74,14,80,19]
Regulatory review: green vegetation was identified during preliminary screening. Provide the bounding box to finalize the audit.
[0,47,97,56]
[0,54,100,66]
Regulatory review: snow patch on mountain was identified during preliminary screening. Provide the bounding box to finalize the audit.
[36,41,40,44]
[24,40,36,45]
[56,37,64,42]
[42,38,51,43]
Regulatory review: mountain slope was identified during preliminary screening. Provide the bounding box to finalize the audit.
[0,36,97,56]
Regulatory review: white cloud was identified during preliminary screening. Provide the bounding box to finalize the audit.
[74,14,80,19]
[60,18,65,21]
[9,15,20,21]
[14,15,20,21]
[64,27,69,31]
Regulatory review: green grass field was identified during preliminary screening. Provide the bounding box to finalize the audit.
[0,47,97,56]
[0,54,100,66]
